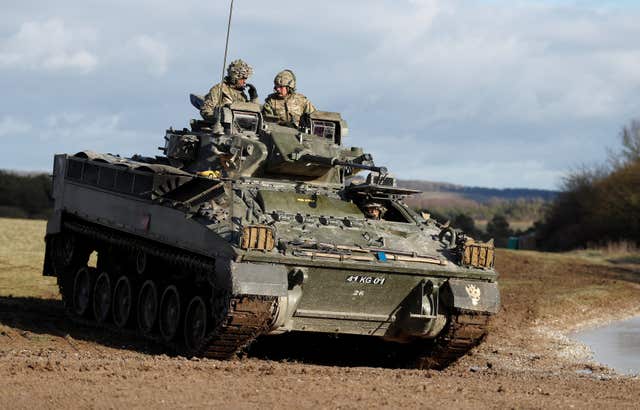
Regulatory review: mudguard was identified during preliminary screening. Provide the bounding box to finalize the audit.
[447,278,500,313]
[42,235,56,277]
[229,261,288,297]
[46,210,62,235]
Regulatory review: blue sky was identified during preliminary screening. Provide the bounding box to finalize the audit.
[1,0,639,189]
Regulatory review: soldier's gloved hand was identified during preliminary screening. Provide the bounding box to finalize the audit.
[246,83,258,101]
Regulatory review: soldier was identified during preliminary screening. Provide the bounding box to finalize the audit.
[200,59,259,121]
[262,69,316,127]
[362,202,386,220]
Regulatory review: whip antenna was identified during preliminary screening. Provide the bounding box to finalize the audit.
[218,0,235,106]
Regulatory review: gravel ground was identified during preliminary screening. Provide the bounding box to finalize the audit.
[1,249,640,409]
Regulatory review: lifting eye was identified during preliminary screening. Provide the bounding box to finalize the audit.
[288,268,308,286]
[438,227,457,250]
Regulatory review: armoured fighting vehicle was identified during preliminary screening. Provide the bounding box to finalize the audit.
[43,102,499,368]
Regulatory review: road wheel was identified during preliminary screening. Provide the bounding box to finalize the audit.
[137,280,158,335]
[184,296,207,355]
[113,276,133,328]
[72,267,93,317]
[159,285,181,342]
[93,272,112,323]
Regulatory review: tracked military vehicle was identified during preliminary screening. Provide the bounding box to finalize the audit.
[43,102,499,368]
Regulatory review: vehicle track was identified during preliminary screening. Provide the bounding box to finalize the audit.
[57,220,276,359]
[417,312,490,369]
[54,219,487,367]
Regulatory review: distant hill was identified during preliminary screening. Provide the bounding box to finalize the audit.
[398,180,557,203]
[397,179,557,227]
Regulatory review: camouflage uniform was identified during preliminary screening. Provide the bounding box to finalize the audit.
[263,93,316,127]
[200,82,249,120]
[200,59,257,120]
[262,69,316,127]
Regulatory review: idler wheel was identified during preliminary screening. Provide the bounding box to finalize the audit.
[72,267,93,317]
[51,232,89,275]
[159,285,181,342]
[53,233,76,267]
[184,296,207,354]
[112,276,133,328]
[135,250,147,275]
[137,280,158,335]
[93,272,112,323]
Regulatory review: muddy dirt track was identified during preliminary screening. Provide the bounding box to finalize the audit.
[1,249,640,409]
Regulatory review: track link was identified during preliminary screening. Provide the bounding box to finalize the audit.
[417,311,490,369]
[200,296,276,359]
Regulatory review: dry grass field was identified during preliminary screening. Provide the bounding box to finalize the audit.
[0,217,639,408]
[0,218,58,299]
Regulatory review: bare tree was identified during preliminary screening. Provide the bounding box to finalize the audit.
[609,119,640,169]
[621,119,640,163]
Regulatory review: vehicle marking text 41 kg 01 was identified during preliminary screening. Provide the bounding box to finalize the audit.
[345,275,386,285]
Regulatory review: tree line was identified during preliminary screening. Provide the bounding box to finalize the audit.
[425,209,523,248]
[0,171,53,219]
[535,120,640,251]
[419,119,640,250]
[417,197,547,223]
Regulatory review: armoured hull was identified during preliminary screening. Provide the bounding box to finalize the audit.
[43,106,499,368]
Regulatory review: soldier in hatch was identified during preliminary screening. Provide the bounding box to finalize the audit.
[200,59,259,121]
[362,202,386,220]
[262,69,316,127]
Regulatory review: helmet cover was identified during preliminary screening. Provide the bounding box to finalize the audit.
[227,59,253,83]
[274,69,296,91]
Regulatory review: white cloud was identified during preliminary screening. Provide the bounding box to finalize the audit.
[0,116,32,137]
[0,19,98,73]
[1,111,159,173]
[359,130,576,189]
[38,112,157,155]
[131,35,170,77]
[2,1,640,188]
[352,1,640,124]
[43,113,130,142]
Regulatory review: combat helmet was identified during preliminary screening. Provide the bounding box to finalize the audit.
[227,59,253,84]
[274,69,296,92]
[363,201,387,219]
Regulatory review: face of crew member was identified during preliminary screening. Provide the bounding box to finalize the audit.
[236,78,247,88]
[275,85,288,97]
[365,207,380,220]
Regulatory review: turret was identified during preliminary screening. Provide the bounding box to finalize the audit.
[162,103,377,184]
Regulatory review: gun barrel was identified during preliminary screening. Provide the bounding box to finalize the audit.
[299,154,386,173]
[332,159,387,173]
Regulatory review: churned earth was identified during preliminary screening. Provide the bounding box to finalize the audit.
[0,218,639,409]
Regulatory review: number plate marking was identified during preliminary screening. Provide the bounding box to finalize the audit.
[345,275,386,285]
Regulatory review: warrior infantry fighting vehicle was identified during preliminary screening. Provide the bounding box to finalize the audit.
[43,102,499,368]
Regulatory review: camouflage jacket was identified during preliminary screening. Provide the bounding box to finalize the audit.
[262,93,316,127]
[200,82,257,120]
